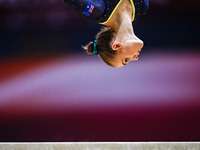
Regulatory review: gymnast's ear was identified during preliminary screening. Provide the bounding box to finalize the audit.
[112,42,123,50]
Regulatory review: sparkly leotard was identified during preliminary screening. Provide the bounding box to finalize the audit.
[62,0,149,24]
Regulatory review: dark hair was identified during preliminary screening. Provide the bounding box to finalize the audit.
[83,26,117,67]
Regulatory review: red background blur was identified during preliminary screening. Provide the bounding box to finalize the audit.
[0,0,200,142]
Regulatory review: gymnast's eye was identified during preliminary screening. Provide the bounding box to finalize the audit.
[125,58,129,62]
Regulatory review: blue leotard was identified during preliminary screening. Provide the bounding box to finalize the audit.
[62,0,149,24]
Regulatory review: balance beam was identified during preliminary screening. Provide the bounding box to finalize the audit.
[0,142,200,150]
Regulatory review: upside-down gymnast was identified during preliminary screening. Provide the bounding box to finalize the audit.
[62,0,149,67]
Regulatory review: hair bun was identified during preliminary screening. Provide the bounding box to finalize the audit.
[82,41,94,54]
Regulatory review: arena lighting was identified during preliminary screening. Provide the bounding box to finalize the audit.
[0,53,200,110]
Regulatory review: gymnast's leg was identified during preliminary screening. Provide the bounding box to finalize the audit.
[62,0,106,21]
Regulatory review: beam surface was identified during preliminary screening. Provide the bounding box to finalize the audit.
[0,142,200,150]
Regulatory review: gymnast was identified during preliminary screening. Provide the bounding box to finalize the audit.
[62,0,149,67]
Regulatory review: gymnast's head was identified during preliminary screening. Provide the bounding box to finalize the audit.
[83,26,144,67]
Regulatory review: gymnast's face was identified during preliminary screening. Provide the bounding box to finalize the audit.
[112,39,144,67]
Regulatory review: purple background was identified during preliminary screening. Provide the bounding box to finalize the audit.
[0,0,200,142]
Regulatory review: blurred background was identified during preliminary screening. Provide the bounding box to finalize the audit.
[0,0,200,142]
